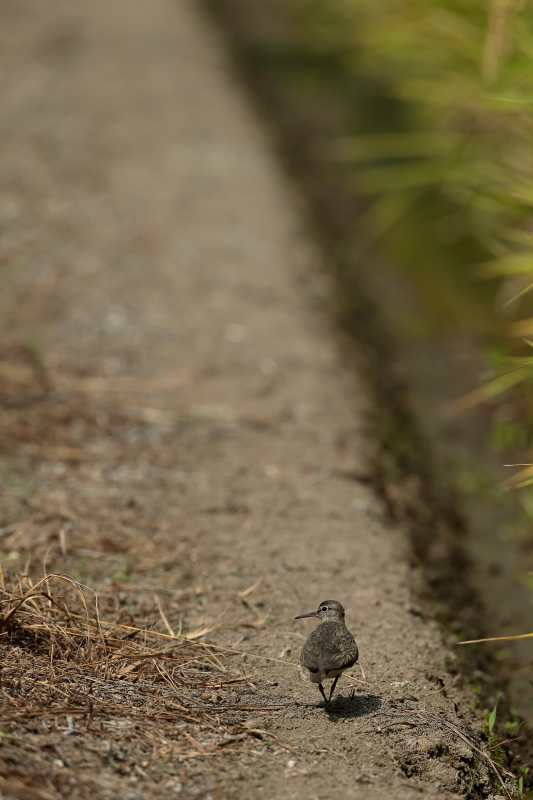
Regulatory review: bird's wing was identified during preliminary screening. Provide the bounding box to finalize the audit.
[300,625,358,674]
[320,627,359,673]
[300,633,321,672]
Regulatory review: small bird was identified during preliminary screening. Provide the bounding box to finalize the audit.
[295,599,358,709]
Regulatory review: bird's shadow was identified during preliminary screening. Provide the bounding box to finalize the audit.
[324,692,382,721]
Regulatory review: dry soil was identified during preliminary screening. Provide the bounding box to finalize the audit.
[0,1,510,798]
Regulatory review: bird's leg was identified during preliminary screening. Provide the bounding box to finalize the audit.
[327,676,339,706]
[318,684,328,707]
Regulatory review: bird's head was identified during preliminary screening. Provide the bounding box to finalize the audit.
[294,599,346,623]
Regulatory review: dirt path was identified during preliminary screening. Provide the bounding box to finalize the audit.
[0,1,503,799]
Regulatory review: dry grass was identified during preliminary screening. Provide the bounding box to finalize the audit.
[0,356,297,798]
[0,565,300,799]
[0,568,285,724]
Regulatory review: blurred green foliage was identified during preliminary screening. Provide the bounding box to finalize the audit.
[226,0,533,476]
[281,0,533,323]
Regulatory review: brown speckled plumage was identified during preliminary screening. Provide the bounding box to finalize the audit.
[295,600,358,708]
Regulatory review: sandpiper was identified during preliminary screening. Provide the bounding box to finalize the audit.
[295,599,358,709]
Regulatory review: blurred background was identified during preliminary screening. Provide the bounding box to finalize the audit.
[209,0,533,726]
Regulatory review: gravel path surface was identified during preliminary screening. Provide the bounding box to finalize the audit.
[0,1,499,798]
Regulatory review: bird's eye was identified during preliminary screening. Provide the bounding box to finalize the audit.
[321,606,327,612]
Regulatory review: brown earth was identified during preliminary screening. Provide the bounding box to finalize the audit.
[0,0,513,798]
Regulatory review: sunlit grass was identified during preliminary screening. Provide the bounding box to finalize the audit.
[260,0,533,478]
[272,0,533,326]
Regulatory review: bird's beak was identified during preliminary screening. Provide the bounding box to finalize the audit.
[294,611,318,619]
